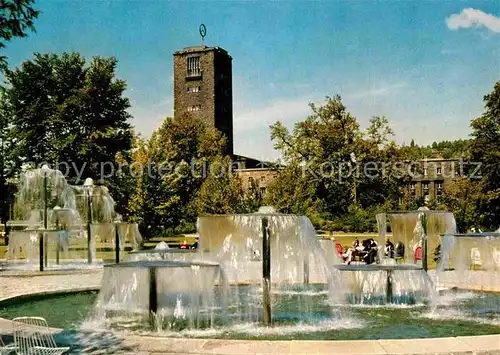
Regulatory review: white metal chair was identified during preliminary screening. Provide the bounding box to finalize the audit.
[470,247,482,268]
[0,336,17,355]
[13,317,70,355]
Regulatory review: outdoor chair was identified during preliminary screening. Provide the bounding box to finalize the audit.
[335,242,343,258]
[470,247,482,269]
[13,317,70,355]
[394,242,405,263]
[0,336,16,355]
[414,246,422,264]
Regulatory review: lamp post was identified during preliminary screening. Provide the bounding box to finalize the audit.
[53,206,61,264]
[421,213,428,272]
[40,164,50,271]
[262,217,271,325]
[83,178,94,264]
[350,153,357,205]
[114,217,121,264]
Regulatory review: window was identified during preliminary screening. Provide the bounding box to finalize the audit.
[424,168,428,176]
[187,105,201,112]
[187,56,201,77]
[248,177,254,185]
[424,195,430,202]
[410,183,416,190]
[187,86,200,93]
[437,166,442,175]
[437,182,443,190]
[423,183,429,190]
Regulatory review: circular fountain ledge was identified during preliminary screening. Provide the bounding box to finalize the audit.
[0,282,498,355]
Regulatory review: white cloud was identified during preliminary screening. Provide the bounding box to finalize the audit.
[128,97,174,138]
[233,96,317,160]
[446,8,500,33]
[233,96,314,133]
[345,83,407,99]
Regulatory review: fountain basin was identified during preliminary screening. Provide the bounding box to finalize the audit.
[1,288,499,340]
[335,264,434,305]
[92,260,225,330]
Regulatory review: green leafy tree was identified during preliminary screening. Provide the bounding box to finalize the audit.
[366,116,394,146]
[127,135,150,226]
[0,0,39,70]
[267,96,408,230]
[197,156,244,215]
[264,164,324,221]
[0,90,16,240]
[238,177,264,213]
[440,178,482,232]
[131,114,239,237]
[469,81,500,229]
[4,53,134,214]
[269,95,360,219]
[356,117,409,210]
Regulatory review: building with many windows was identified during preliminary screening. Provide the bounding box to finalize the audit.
[407,158,462,202]
[173,45,234,156]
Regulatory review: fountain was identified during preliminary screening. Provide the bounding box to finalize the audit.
[2,207,499,341]
[93,260,226,330]
[429,230,500,324]
[376,208,457,267]
[331,208,456,305]
[3,167,142,270]
[436,231,500,292]
[90,206,347,331]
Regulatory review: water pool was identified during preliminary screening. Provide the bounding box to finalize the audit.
[0,288,499,340]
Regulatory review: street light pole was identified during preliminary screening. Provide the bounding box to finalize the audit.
[40,165,50,271]
[84,178,94,264]
[350,153,357,205]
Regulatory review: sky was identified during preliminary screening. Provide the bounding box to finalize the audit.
[3,0,500,161]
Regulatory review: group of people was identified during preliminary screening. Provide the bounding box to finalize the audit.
[342,237,397,265]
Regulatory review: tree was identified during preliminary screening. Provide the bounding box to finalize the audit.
[196,156,244,215]
[264,164,324,221]
[440,178,483,232]
[4,53,134,214]
[0,0,39,70]
[0,90,16,240]
[238,177,264,213]
[269,95,360,219]
[130,114,239,237]
[267,96,409,230]
[127,135,150,226]
[469,81,500,229]
[367,116,394,146]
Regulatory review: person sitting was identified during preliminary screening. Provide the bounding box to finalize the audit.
[363,238,378,265]
[395,242,405,262]
[345,238,363,265]
[385,237,395,258]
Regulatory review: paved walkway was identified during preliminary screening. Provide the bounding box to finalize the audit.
[0,270,498,354]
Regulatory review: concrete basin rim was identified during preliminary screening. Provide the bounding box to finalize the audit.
[0,286,498,352]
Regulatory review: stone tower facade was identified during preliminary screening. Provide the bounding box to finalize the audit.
[173,45,233,156]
